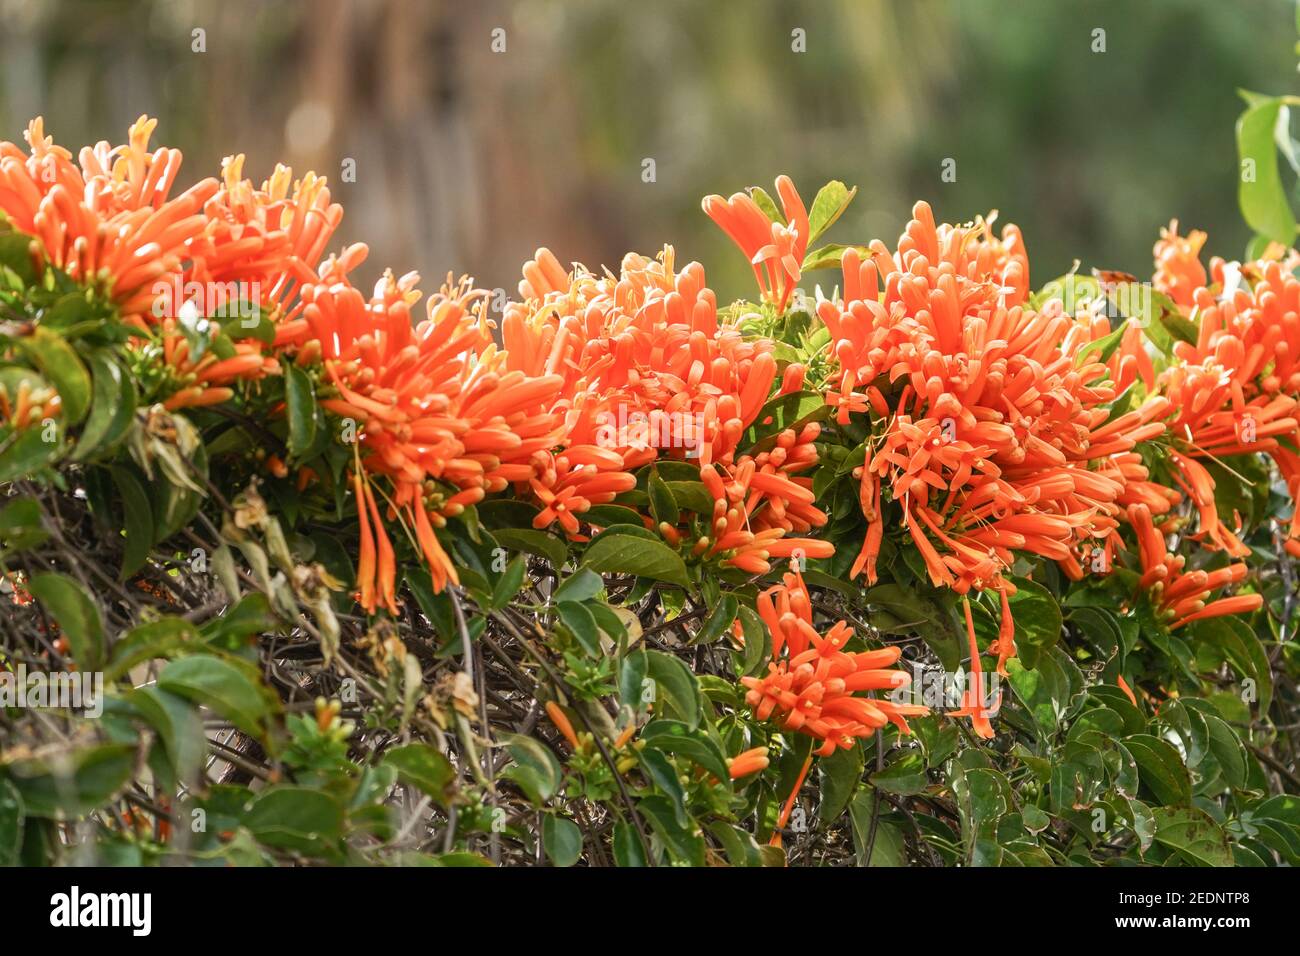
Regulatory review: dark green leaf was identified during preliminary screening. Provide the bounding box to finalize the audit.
[582,531,689,588]
[383,744,456,806]
[542,814,583,867]
[27,572,104,672]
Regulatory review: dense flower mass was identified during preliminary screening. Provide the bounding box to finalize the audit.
[0,116,217,327]
[498,245,832,570]
[811,202,1171,688]
[301,268,566,604]
[1149,223,1300,558]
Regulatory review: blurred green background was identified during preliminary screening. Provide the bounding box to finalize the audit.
[1,0,1296,301]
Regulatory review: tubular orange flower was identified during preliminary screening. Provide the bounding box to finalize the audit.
[727,746,770,780]
[699,454,830,575]
[1153,220,1208,309]
[1144,224,1300,555]
[950,596,1000,739]
[545,701,581,750]
[703,175,809,312]
[191,155,348,344]
[771,751,814,848]
[740,566,926,755]
[1116,674,1139,708]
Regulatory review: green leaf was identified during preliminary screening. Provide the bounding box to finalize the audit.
[581,504,645,528]
[1191,616,1272,714]
[582,530,689,588]
[737,604,772,677]
[1202,713,1248,789]
[849,789,907,866]
[0,495,48,555]
[1125,734,1192,806]
[542,814,583,866]
[131,686,205,785]
[0,780,22,865]
[491,554,527,609]
[200,593,278,646]
[382,743,456,806]
[1007,653,1071,738]
[647,472,679,526]
[490,527,567,570]
[17,328,91,424]
[662,480,712,515]
[157,656,273,741]
[613,820,648,867]
[1237,94,1297,244]
[110,465,154,579]
[557,601,600,655]
[71,353,135,462]
[27,572,104,672]
[218,305,277,344]
[637,794,705,866]
[644,650,702,729]
[953,766,1015,864]
[707,821,764,866]
[806,180,858,244]
[106,613,198,681]
[749,185,783,224]
[0,420,61,482]
[638,748,689,825]
[1152,806,1233,866]
[640,720,730,782]
[804,243,868,273]
[870,749,929,795]
[284,363,318,457]
[7,743,134,817]
[553,567,602,603]
[1075,321,1128,367]
[741,390,829,454]
[620,648,650,713]
[864,583,961,670]
[818,744,865,822]
[0,229,39,286]
[244,786,344,854]
[691,594,738,645]
[500,732,562,805]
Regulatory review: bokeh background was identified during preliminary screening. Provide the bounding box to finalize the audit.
[2,0,1296,302]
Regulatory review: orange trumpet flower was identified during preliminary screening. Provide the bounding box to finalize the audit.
[702,175,810,313]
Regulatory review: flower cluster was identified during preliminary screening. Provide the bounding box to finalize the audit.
[1150,224,1300,558]
[1127,502,1262,629]
[740,565,926,755]
[0,116,216,327]
[814,201,1168,676]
